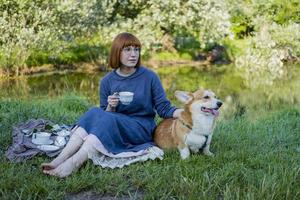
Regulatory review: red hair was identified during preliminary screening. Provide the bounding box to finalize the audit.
[108,32,142,69]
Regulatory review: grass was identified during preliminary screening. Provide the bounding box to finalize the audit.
[0,95,300,199]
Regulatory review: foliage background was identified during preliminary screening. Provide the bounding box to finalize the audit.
[0,0,299,86]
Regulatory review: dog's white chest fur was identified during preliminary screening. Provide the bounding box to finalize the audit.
[184,113,214,153]
[191,113,214,135]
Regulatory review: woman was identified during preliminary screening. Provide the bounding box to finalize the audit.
[42,32,183,178]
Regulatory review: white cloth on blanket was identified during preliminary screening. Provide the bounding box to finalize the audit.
[88,146,164,169]
[78,131,164,169]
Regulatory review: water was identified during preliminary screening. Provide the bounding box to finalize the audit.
[0,71,106,103]
[1,65,299,118]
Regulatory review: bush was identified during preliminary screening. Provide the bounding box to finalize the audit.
[235,21,300,87]
[0,0,112,71]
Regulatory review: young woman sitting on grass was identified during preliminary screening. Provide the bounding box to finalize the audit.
[41,32,183,178]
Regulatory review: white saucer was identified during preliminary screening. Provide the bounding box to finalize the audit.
[32,138,53,145]
[38,145,60,152]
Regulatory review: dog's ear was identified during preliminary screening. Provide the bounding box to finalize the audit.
[175,91,193,103]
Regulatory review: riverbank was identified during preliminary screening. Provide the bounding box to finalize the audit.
[0,58,217,78]
[0,62,104,77]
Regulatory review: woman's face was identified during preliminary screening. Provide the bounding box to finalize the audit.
[120,46,140,67]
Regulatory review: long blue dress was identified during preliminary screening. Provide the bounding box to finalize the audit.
[76,66,176,154]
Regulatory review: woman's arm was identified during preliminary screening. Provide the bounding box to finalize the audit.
[100,77,119,112]
[151,73,177,118]
[99,78,110,110]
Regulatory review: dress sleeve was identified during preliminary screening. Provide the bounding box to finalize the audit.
[151,73,177,118]
[99,78,110,110]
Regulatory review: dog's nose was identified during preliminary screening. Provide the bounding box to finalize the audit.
[217,101,223,108]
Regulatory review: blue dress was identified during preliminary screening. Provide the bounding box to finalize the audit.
[76,66,176,154]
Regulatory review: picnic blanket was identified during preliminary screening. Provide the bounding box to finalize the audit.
[5,119,71,162]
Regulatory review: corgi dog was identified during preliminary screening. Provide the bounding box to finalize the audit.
[154,89,223,159]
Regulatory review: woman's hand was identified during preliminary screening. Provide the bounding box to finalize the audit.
[173,108,184,118]
[106,93,119,112]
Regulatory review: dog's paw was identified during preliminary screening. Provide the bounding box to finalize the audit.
[179,147,190,159]
[190,147,200,153]
[203,150,214,156]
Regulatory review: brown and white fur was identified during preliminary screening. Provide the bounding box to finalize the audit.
[154,89,223,159]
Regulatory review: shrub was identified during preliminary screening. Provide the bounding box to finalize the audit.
[235,20,300,88]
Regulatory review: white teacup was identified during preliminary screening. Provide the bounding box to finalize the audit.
[118,92,134,105]
[32,132,51,144]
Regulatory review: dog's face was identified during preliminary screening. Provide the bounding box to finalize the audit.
[175,89,223,117]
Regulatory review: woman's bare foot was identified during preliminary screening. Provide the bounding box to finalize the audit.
[41,163,55,171]
[41,158,66,171]
[43,158,76,178]
[41,129,86,172]
[41,127,89,174]
[42,134,93,178]
[41,162,59,171]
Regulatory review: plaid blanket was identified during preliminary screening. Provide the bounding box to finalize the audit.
[5,119,71,162]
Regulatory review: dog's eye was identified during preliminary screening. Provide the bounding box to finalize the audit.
[203,96,210,99]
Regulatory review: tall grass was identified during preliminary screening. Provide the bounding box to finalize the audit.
[0,95,299,199]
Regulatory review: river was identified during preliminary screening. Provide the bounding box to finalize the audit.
[1,65,299,118]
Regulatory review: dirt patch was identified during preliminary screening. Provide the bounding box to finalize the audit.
[65,190,144,200]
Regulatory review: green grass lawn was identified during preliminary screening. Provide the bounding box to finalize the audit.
[0,96,299,200]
